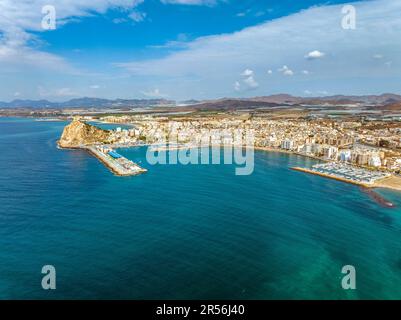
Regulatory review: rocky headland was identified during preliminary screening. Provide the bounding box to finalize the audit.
[58,120,112,148]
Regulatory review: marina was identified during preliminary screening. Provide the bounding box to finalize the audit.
[292,162,391,188]
[86,145,147,176]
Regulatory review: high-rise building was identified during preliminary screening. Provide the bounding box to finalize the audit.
[281,139,294,150]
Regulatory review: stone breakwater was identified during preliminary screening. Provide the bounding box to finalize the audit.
[58,120,146,177]
[86,146,147,177]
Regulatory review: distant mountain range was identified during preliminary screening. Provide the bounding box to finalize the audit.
[1,94,401,109]
[185,93,401,111]
[0,97,175,108]
[245,93,401,105]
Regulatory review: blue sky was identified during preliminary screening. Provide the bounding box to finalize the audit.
[0,0,400,101]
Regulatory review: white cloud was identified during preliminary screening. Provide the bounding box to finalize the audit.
[241,69,254,77]
[1,0,217,75]
[243,75,259,89]
[37,86,78,98]
[0,0,144,72]
[234,81,241,91]
[305,50,325,59]
[90,85,101,89]
[115,0,401,98]
[141,88,168,98]
[267,69,273,75]
[56,87,77,97]
[302,70,309,75]
[303,89,329,96]
[278,65,294,76]
[129,10,146,23]
[237,68,259,90]
[149,33,190,49]
[254,11,266,17]
[2,0,401,100]
[0,0,144,36]
[236,8,270,18]
[112,18,128,24]
[0,44,79,74]
[236,9,251,17]
[160,0,218,5]
[373,54,384,59]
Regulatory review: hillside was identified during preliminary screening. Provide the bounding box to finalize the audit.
[58,120,112,148]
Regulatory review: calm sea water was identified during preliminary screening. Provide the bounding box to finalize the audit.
[1,117,401,299]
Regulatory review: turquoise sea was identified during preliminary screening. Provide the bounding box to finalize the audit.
[1,117,401,299]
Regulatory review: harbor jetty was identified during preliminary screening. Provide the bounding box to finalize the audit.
[86,146,147,176]
[58,119,146,177]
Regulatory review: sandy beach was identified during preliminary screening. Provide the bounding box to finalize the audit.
[373,176,401,192]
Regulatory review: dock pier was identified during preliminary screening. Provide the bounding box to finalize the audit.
[86,146,147,176]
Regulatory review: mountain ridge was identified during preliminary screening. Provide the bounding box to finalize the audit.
[0,97,175,108]
[1,94,401,109]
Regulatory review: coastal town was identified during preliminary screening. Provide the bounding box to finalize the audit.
[94,114,401,170]
[56,111,401,191]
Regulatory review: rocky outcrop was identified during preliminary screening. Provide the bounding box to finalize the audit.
[58,120,112,148]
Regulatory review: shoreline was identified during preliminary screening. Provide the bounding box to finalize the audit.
[58,138,401,192]
[373,176,401,192]
[257,147,401,193]
[254,146,324,162]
